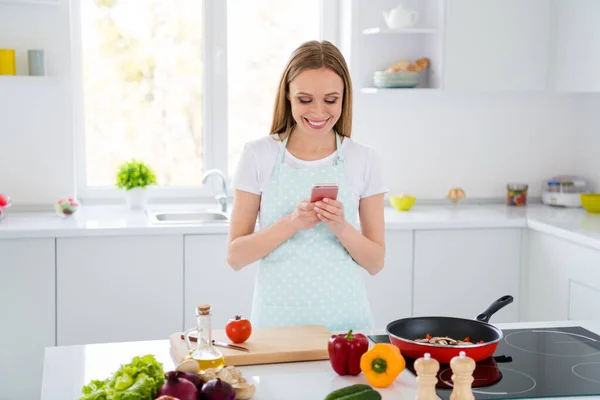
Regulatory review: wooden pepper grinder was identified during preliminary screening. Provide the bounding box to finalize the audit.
[449,351,476,400]
[414,352,439,400]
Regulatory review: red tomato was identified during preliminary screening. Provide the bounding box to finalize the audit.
[225,315,252,344]
[0,194,7,207]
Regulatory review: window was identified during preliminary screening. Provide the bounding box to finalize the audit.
[73,0,336,199]
[226,0,323,175]
[77,0,205,188]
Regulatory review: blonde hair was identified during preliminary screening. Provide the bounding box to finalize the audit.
[269,40,353,139]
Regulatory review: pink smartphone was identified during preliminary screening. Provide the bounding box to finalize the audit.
[310,183,339,203]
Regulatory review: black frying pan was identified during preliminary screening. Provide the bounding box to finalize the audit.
[385,295,514,363]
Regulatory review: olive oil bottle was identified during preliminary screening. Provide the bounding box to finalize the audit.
[184,304,225,371]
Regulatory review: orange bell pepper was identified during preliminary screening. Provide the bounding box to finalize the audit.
[359,343,406,388]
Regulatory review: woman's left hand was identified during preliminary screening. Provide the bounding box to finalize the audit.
[314,198,349,235]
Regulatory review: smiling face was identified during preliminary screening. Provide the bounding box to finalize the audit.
[288,67,344,136]
[269,40,353,138]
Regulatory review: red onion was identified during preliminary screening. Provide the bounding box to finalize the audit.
[200,378,236,400]
[178,371,204,391]
[158,371,199,400]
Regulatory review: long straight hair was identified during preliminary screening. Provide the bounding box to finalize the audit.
[269,40,353,139]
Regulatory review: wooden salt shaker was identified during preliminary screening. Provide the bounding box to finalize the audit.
[449,351,475,400]
[414,352,439,400]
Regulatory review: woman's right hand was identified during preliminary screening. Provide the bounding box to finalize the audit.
[287,199,320,232]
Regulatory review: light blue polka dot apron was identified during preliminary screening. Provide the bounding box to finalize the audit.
[250,133,374,332]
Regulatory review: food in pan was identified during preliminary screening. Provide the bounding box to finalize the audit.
[384,57,430,73]
[414,334,485,346]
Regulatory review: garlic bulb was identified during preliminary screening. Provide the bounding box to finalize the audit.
[447,187,466,204]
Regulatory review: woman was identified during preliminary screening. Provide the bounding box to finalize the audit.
[227,40,387,331]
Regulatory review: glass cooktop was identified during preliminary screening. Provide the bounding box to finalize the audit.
[368,326,600,399]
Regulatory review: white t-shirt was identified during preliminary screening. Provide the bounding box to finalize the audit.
[231,134,388,209]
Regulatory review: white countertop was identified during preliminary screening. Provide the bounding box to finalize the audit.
[1,203,600,250]
[41,320,600,400]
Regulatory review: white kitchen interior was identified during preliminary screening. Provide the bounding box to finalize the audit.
[2,0,600,399]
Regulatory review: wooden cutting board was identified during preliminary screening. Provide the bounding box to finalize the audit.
[169,324,332,366]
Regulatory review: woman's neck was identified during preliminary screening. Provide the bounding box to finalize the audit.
[287,127,337,153]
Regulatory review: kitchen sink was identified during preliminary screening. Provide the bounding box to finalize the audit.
[147,210,229,224]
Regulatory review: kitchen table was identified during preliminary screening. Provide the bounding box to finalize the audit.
[41,320,600,400]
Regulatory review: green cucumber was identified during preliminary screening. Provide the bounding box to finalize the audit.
[324,384,382,400]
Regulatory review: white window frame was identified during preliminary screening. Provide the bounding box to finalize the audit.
[71,0,339,203]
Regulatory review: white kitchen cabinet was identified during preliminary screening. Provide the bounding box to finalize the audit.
[444,0,552,91]
[184,235,258,330]
[569,280,600,321]
[523,229,567,321]
[413,229,522,322]
[57,236,184,346]
[0,238,55,400]
[553,0,600,92]
[363,230,413,329]
[524,229,600,322]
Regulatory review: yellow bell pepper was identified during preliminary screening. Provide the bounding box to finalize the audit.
[359,343,406,388]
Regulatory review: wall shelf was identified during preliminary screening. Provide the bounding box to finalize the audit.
[360,87,441,94]
[0,0,59,5]
[0,75,60,83]
[362,27,439,35]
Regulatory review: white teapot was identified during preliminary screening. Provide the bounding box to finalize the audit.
[383,3,419,30]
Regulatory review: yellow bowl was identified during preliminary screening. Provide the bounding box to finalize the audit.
[581,193,600,214]
[389,195,416,212]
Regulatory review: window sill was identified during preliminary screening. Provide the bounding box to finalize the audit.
[77,186,234,207]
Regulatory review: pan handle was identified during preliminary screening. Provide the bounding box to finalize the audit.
[475,295,514,323]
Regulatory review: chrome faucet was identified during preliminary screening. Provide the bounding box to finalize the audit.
[201,169,229,213]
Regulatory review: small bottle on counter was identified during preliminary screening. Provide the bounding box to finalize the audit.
[183,304,225,371]
[507,183,528,206]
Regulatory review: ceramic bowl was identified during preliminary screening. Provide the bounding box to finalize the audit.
[389,195,416,211]
[0,196,11,221]
[581,193,600,214]
[55,197,80,217]
[373,71,420,88]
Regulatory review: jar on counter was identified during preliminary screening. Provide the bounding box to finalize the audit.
[546,181,560,192]
[560,182,576,193]
[507,183,528,206]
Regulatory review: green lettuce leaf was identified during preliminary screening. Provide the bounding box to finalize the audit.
[113,374,156,400]
[82,379,108,395]
[79,354,165,400]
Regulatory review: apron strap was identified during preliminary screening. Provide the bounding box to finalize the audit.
[277,135,288,164]
[335,133,345,164]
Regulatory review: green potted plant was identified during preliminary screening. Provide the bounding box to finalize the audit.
[115,159,157,209]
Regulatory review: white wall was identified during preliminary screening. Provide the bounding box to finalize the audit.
[0,2,75,205]
[574,95,600,191]
[354,92,581,200]
[0,1,593,205]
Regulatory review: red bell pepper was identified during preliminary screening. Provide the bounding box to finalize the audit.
[328,329,369,376]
